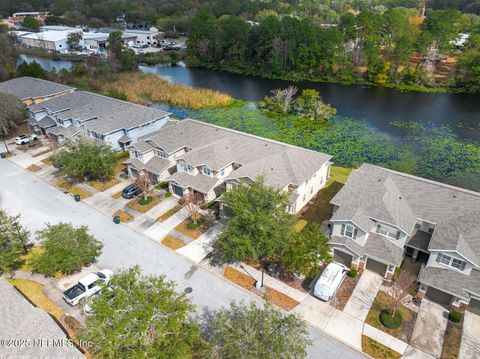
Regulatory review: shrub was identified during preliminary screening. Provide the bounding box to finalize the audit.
[380,310,403,329]
[158,181,169,189]
[449,310,462,323]
[115,151,130,160]
[187,221,201,230]
[138,196,153,206]
[348,269,358,278]
[31,223,103,276]
[165,191,173,198]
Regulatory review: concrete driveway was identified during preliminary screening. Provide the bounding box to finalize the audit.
[0,159,365,359]
[459,311,480,359]
[344,270,383,321]
[410,299,448,358]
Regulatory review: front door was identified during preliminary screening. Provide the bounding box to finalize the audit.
[172,184,184,197]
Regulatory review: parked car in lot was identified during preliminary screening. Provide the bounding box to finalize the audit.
[62,270,113,306]
[313,262,348,301]
[122,184,141,199]
[15,134,38,145]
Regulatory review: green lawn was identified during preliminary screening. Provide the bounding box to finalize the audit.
[301,166,352,225]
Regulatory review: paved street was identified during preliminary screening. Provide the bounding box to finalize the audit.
[0,159,365,359]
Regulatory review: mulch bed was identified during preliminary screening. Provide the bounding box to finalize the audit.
[54,179,92,199]
[32,148,52,158]
[113,210,134,223]
[26,164,42,172]
[330,270,363,310]
[161,235,185,250]
[158,205,182,222]
[127,195,161,213]
[366,291,417,343]
[88,178,121,191]
[174,217,212,239]
[17,141,43,152]
[223,266,299,311]
[362,335,401,359]
[441,317,463,359]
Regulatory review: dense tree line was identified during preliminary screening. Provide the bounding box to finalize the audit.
[187,7,480,90]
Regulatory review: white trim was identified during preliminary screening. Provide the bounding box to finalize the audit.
[331,219,368,233]
[429,249,479,268]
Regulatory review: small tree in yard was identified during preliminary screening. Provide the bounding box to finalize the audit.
[80,266,200,359]
[53,139,117,182]
[202,301,311,359]
[135,170,151,201]
[282,223,332,278]
[381,271,416,327]
[0,210,29,273]
[31,223,103,276]
[185,191,202,226]
[214,178,295,264]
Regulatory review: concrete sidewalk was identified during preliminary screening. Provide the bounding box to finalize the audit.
[176,224,224,263]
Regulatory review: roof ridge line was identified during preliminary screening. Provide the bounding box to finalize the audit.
[183,118,332,158]
[361,164,480,198]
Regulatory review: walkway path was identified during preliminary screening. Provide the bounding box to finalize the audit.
[176,223,225,263]
[344,270,383,321]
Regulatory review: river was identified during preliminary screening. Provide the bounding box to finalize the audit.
[16,55,480,142]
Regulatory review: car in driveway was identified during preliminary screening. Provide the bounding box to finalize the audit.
[62,270,113,306]
[313,262,348,301]
[122,184,141,199]
[15,134,38,145]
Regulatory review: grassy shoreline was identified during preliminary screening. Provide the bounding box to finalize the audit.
[186,61,461,94]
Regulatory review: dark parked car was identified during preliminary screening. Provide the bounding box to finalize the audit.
[122,184,141,199]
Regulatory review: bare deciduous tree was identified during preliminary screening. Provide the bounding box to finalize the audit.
[185,191,202,225]
[135,170,151,201]
[384,271,416,316]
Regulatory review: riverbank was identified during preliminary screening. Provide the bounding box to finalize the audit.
[17,47,89,62]
[185,61,458,94]
[63,71,233,110]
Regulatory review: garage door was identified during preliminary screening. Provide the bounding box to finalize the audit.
[468,298,480,315]
[333,249,352,267]
[366,258,388,276]
[172,184,184,197]
[426,287,453,307]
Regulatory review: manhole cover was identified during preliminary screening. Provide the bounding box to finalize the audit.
[184,287,193,294]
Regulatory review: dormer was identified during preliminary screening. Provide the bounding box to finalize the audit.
[201,165,213,177]
[331,220,368,247]
[154,148,169,160]
[178,160,197,175]
[427,250,474,275]
[372,220,407,248]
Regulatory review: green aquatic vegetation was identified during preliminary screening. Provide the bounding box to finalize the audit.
[182,102,480,192]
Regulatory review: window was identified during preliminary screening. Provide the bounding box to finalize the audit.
[203,166,212,176]
[376,223,401,240]
[156,149,167,158]
[436,253,467,271]
[341,224,358,239]
[220,169,225,176]
[179,161,192,173]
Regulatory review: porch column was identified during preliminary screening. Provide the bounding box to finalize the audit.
[450,297,468,312]
[417,283,428,300]
[411,249,419,263]
[385,265,396,281]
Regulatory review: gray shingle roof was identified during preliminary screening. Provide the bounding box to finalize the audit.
[30,91,170,135]
[168,171,221,194]
[46,125,81,139]
[418,265,480,300]
[407,230,431,252]
[0,77,74,100]
[126,156,171,175]
[331,163,480,265]
[0,278,84,359]
[329,233,404,267]
[37,115,56,129]
[140,119,332,189]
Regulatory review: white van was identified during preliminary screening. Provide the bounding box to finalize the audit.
[313,262,348,301]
